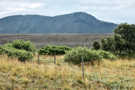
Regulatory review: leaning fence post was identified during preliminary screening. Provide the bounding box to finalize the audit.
[81,56,85,80]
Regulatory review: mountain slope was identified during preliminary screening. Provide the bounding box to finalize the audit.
[0,12,117,34]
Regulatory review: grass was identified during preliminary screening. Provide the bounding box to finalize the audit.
[0,55,135,90]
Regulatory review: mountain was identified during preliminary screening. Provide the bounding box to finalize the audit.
[0,12,117,34]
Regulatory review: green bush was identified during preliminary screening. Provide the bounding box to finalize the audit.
[15,50,33,62]
[0,46,5,55]
[3,43,13,47]
[93,41,100,50]
[0,40,35,62]
[1,46,33,62]
[97,50,117,60]
[64,47,102,65]
[39,45,71,55]
[101,37,115,52]
[12,40,36,52]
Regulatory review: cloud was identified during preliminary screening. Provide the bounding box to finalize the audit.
[0,1,44,12]
[0,0,135,24]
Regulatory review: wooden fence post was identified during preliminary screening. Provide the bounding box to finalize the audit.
[81,56,85,80]
[11,80,14,90]
[54,55,56,64]
[37,54,40,64]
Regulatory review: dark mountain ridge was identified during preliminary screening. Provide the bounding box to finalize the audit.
[0,12,117,34]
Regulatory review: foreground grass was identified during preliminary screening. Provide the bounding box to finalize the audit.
[0,56,135,90]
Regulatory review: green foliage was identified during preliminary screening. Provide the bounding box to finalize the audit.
[12,40,36,52]
[0,46,5,55]
[101,37,115,52]
[3,43,13,47]
[114,23,135,55]
[15,51,33,62]
[39,45,71,55]
[114,34,126,55]
[64,47,103,65]
[0,46,33,62]
[99,23,135,57]
[0,40,34,62]
[97,50,117,60]
[114,23,135,42]
[93,41,100,50]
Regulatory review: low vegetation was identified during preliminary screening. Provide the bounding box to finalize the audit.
[12,39,36,52]
[0,56,135,89]
[0,47,33,62]
[0,23,134,89]
[0,40,35,62]
[64,47,101,65]
[64,47,116,65]
[97,50,117,60]
[38,45,71,55]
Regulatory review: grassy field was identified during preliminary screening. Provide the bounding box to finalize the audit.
[0,55,135,90]
[0,34,110,48]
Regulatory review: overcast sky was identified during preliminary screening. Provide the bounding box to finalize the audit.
[0,0,135,24]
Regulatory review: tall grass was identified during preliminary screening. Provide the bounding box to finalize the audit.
[0,55,135,89]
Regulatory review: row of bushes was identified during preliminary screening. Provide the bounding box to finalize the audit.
[0,40,117,65]
[38,45,117,65]
[0,40,72,62]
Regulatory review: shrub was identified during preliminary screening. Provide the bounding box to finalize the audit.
[1,46,33,62]
[93,41,100,50]
[12,40,36,52]
[0,46,5,55]
[3,43,13,47]
[39,45,71,55]
[15,50,33,62]
[101,37,115,52]
[97,50,117,60]
[0,41,34,62]
[0,40,35,62]
[64,47,102,65]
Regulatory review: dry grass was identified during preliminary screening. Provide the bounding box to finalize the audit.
[0,34,110,48]
[0,55,135,90]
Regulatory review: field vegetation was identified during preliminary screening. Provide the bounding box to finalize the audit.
[0,55,135,89]
[0,23,134,89]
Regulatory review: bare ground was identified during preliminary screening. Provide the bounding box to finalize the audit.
[0,34,111,48]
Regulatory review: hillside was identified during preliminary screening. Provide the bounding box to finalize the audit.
[0,12,117,34]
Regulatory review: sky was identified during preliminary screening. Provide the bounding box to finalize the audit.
[0,0,135,24]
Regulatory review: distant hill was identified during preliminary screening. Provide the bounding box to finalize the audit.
[0,12,117,34]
